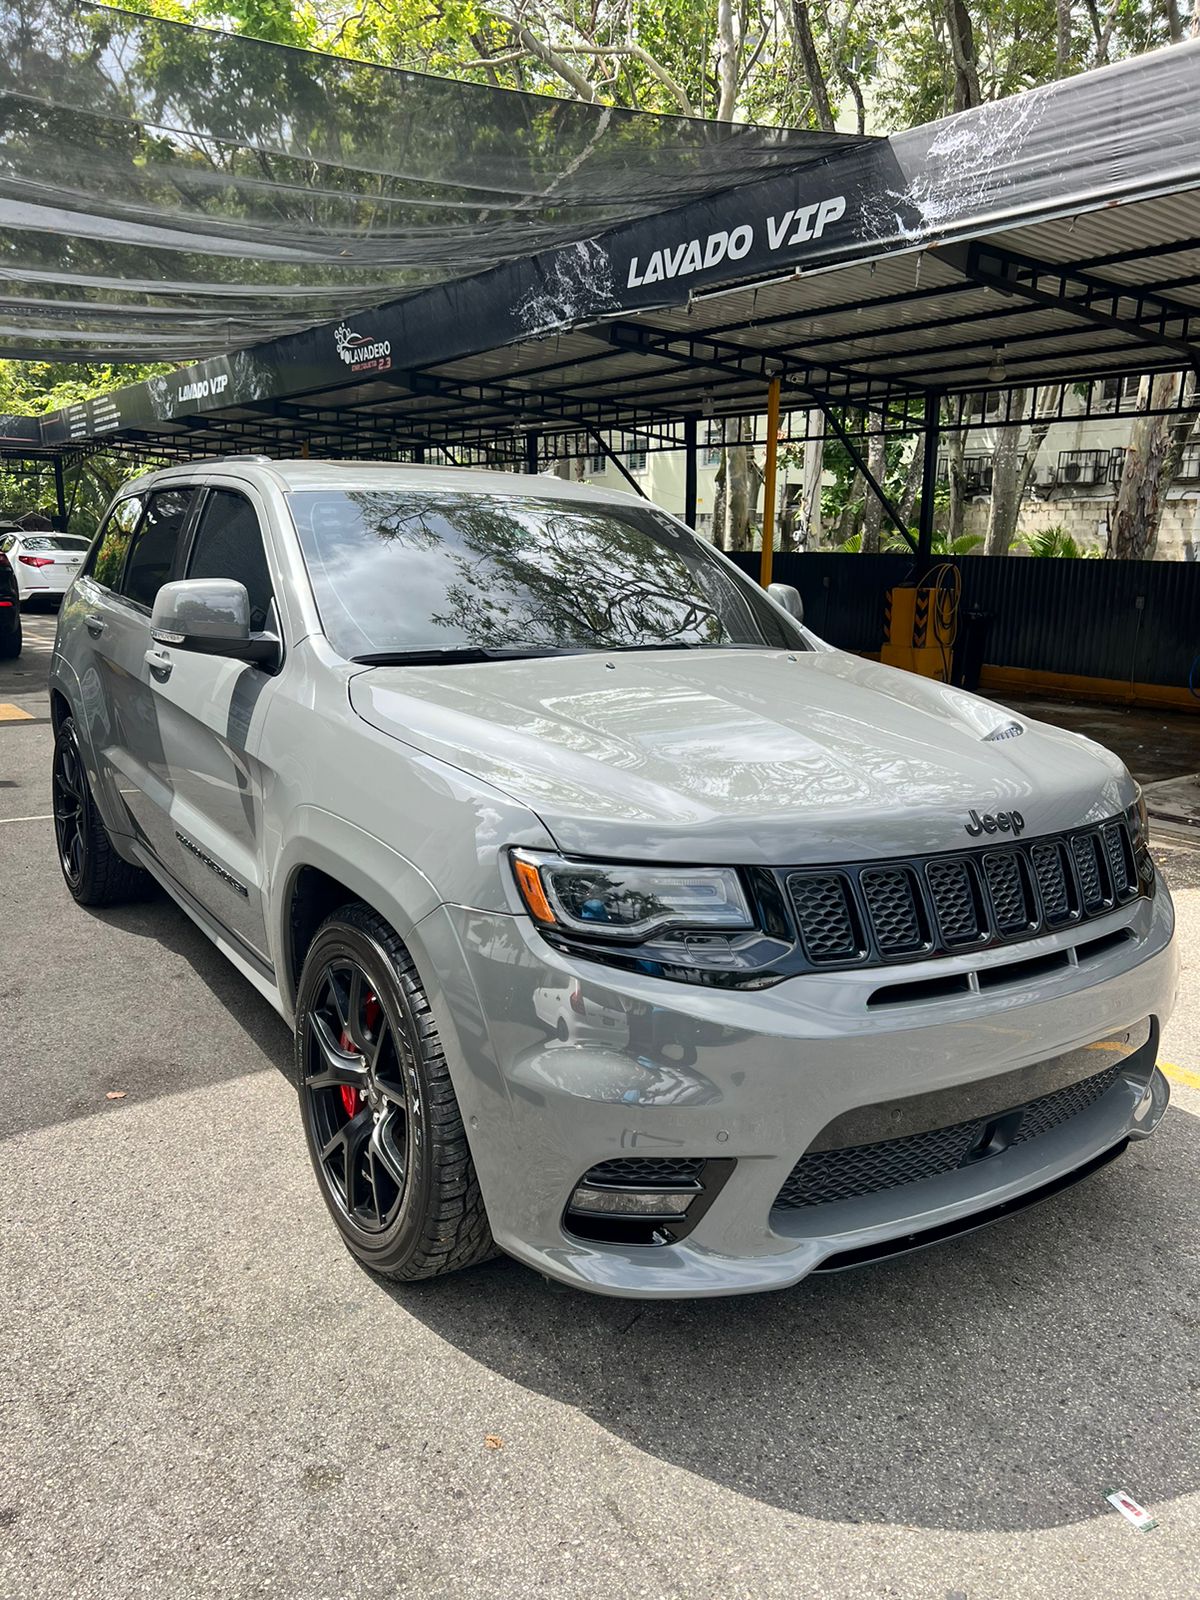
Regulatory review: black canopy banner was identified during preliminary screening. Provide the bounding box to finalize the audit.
[0,0,857,361]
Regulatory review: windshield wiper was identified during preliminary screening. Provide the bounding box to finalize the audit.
[350,644,580,666]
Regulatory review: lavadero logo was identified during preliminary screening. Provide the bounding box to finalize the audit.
[334,323,392,373]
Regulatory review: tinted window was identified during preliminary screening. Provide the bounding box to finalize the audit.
[287,490,800,660]
[89,495,145,590]
[187,489,274,631]
[122,489,193,608]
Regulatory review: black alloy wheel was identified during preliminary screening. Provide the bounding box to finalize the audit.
[295,903,495,1280]
[53,724,88,891]
[304,956,412,1235]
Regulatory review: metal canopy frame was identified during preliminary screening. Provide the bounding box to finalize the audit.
[5,38,1200,568]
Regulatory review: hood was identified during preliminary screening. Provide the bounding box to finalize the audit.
[348,647,1133,863]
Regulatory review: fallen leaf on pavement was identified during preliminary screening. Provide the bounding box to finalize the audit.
[105,1091,127,1101]
[484,1435,504,1450]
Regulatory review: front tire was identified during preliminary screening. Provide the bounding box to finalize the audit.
[295,903,495,1280]
[52,716,149,905]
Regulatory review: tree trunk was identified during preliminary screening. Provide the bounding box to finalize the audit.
[833,470,864,546]
[985,403,1024,560]
[713,447,728,549]
[1015,385,1060,506]
[942,0,982,110]
[1056,0,1073,71]
[789,1,835,130]
[801,432,823,548]
[1109,372,1193,558]
[897,439,926,527]
[716,0,738,121]
[945,429,967,541]
[724,428,753,552]
[859,424,888,553]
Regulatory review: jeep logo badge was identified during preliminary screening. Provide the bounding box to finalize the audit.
[965,807,1025,838]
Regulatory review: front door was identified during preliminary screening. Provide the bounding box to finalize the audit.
[140,486,281,966]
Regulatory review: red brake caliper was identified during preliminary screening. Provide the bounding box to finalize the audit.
[338,993,382,1118]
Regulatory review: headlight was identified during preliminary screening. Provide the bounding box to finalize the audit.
[1128,784,1149,849]
[511,850,754,941]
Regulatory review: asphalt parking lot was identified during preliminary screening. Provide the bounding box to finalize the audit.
[2,609,1198,1600]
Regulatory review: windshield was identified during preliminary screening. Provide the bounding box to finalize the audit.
[288,489,802,660]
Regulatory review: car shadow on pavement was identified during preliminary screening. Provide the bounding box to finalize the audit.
[94,894,295,1081]
[382,1110,1199,1534]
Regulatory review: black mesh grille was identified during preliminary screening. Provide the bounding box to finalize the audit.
[782,817,1140,974]
[1013,1064,1122,1143]
[860,867,924,955]
[582,1157,705,1188]
[1102,823,1129,895]
[788,872,860,963]
[926,858,982,946]
[774,1063,1126,1210]
[1031,840,1072,923]
[983,850,1033,934]
[774,1122,980,1208]
[1071,833,1105,909]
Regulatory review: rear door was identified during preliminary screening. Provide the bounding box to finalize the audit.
[139,484,282,963]
[65,491,148,821]
[76,486,197,854]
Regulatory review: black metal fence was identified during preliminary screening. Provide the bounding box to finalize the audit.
[728,553,1200,691]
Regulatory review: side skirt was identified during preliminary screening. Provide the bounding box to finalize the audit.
[129,840,289,1022]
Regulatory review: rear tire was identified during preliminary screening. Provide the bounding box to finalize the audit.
[0,611,19,658]
[295,902,496,1281]
[52,716,149,905]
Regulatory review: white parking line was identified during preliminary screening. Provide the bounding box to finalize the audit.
[0,813,52,823]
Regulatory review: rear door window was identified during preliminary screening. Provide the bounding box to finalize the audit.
[120,489,195,609]
[88,496,145,590]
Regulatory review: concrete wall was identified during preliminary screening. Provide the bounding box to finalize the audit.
[962,491,1200,559]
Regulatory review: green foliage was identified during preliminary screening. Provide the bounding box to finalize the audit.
[0,361,170,536]
[1018,525,1100,558]
[836,528,983,554]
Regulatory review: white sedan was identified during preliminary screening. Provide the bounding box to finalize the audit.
[0,530,91,604]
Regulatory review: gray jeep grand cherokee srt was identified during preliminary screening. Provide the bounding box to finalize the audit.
[50,460,1177,1298]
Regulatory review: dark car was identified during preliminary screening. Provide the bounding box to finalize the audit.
[0,539,21,657]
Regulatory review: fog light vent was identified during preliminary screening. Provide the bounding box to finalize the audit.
[563,1156,733,1247]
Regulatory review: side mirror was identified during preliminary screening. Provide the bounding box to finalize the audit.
[768,582,804,624]
[151,579,279,667]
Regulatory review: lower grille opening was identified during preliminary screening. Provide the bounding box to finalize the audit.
[564,1156,734,1246]
[1076,928,1135,964]
[773,1060,1128,1211]
[868,973,972,1008]
[976,949,1071,989]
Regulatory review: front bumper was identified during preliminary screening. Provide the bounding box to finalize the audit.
[414,880,1177,1298]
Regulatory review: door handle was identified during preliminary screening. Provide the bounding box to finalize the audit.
[85,613,105,637]
[144,647,173,681]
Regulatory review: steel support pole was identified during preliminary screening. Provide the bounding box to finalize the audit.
[759,377,782,587]
[524,431,539,475]
[917,389,942,570]
[53,457,68,531]
[683,415,698,529]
